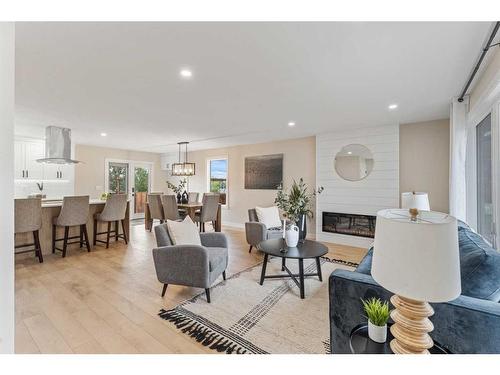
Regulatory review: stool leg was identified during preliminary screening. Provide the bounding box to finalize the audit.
[83,224,91,252]
[62,226,69,258]
[115,221,119,241]
[52,225,56,253]
[34,230,43,263]
[121,219,128,244]
[93,219,97,245]
[106,222,111,249]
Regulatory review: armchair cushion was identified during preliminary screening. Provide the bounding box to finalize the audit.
[166,216,201,246]
[255,206,282,229]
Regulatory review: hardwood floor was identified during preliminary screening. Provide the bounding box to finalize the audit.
[15,222,367,354]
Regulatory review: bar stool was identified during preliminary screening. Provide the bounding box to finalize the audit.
[52,196,91,257]
[14,198,43,263]
[93,193,128,248]
[147,193,164,231]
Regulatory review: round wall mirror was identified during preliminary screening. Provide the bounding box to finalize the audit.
[334,144,374,181]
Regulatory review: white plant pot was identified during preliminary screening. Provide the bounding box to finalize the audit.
[285,225,299,247]
[368,321,387,343]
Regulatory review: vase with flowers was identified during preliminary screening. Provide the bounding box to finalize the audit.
[274,178,323,242]
[167,178,187,203]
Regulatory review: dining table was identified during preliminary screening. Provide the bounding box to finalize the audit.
[145,201,222,232]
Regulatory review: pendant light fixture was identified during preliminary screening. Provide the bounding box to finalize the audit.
[171,141,196,176]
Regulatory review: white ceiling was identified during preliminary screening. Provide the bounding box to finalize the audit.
[15,22,493,153]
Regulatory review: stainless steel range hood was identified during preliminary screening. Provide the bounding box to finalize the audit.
[36,126,81,164]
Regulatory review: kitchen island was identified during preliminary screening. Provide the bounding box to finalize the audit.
[15,198,130,257]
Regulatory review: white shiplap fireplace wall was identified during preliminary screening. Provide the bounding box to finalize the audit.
[316,124,400,247]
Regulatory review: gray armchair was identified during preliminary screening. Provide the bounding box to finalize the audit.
[153,223,228,303]
[245,208,284,253]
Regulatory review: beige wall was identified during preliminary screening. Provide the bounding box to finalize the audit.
[399,119,450,213]
[470,47,500,110]
[185,137,317,233]
[74,144,167,198]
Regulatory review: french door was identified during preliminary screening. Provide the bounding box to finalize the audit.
[106,160,152,220]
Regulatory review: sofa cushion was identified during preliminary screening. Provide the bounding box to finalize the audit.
[458,226,500,302]
[166,216,201,246]
[255,206,282,229]
[356,225,500,302]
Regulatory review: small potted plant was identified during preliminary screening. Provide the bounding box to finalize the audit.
[274,178,323,241]
[361,297,390,343]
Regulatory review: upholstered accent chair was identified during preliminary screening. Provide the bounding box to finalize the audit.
[147,193,164,231]
[329,221,500,354]
[52,195,91,257]
[153,223,228,303]
[194,193,220,232]
[93,193,128,248]
[245,208,285,253]
[15,198,43,263]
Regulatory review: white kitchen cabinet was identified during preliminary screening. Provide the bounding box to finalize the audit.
[160,152,178,171]
[14,139,44,180]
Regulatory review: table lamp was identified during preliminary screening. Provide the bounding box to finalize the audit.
[372,208,460,354]
[401,191,430,211]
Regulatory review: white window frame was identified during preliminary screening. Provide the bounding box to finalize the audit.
[206,156,229,208]
[466,78,500,249]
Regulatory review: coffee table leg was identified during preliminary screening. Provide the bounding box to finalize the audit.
[298,258,305,299]
[260,253,269,285]
[281,257,286,271]
[316,257,323,282]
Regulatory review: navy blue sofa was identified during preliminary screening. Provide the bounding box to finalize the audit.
[329,221,500,353]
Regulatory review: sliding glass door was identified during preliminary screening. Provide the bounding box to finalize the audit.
[476,114,494,245]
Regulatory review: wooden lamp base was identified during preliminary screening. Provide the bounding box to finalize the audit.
[389,295,435,354]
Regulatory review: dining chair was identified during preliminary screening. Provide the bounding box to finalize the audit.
[93,193,128,248]
[15,198,43,263]
[194,193,220,232]
[188,192,199,203]
[161,194,183,221]
[52,195,91,257]
[147,193,164,231]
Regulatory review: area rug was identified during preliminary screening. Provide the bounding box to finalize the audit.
[158,256,358,354]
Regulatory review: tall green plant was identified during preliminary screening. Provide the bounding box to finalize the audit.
[361,297,390,327]
[274,178,323,223]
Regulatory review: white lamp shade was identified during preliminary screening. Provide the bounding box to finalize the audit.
[401,192,430,210]
[372,209,461,302]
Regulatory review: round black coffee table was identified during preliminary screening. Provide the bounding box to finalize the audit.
[257,238,328,299]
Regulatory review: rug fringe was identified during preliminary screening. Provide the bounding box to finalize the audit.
[159,309,250,354]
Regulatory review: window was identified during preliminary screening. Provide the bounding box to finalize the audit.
[476,114,493,245]
[207,158,228,205]
[108,162,128,194]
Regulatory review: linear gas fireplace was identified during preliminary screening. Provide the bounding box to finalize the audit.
[322,212,376,238]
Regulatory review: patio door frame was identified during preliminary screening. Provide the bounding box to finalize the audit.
[466,81,500,249]
[104,158,154,220]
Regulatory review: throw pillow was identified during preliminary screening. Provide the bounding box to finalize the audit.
[166,216,202,246]
[255,206,282,229]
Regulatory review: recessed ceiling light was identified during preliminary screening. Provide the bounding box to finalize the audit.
[388,104,398,110]
[180,69,193,78]
[288,122,296,127]
[347,151,352,155]
[100,132,107,137]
